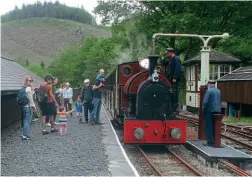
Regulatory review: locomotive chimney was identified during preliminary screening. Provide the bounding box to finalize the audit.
[148,55,159,78]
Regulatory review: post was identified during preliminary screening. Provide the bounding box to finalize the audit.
[195,64,198,92]
[198,85,208,140]
[213,114,224,148]
[200,46,211,85]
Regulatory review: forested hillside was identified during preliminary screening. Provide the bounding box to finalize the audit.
[1,1,95,24]
[1,18,111,65]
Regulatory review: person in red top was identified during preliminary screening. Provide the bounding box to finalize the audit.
[41,75,59,135]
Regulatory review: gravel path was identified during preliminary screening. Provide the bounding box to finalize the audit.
[1,115,110,176]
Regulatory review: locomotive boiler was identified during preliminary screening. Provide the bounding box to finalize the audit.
[103,54,187,144]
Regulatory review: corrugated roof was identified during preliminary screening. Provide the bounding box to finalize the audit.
[218,66,252,81]
[183,50,241,65]
[1,57,44,91]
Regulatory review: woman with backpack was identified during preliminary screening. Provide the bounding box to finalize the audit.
[21,76,36,140]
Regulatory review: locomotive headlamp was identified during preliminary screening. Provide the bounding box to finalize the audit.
[139,58,149,69]
[170,128,182,139]
[134,128,145,139]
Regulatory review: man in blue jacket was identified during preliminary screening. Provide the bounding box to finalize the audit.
[160,48,181,112]
[202,80,221,147]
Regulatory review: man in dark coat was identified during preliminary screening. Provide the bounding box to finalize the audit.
[202,80,221,147]
[81,79,93,123]
[160,48,182,112]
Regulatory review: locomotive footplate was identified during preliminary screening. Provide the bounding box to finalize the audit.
[124,120,187,144]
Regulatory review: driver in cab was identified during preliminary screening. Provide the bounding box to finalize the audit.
[160,48,182,112]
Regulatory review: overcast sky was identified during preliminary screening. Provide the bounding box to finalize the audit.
[0,0,102,24]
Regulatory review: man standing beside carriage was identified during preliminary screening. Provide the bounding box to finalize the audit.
[160,48,182,113]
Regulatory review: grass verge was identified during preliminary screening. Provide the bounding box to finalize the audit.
[223,116,252,124]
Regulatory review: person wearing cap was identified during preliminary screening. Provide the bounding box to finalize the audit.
[202,80,221,147]
[160,48,182,112]
[81,79,93,123]
[63,82,73,116]
[41,74,59,135]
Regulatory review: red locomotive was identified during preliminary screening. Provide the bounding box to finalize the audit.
[103,55,187,144]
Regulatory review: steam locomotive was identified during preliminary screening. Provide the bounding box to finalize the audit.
[103,55,187,144]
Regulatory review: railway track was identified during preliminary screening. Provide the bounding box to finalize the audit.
[137,145,203,176]
[178,115,252,176]
[178,115,252,153]
[219,159,252,176]
[179,114,252,135]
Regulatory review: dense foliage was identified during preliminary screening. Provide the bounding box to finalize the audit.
[94,1,252,63]
[1,1,95,25]
[48,38,118,87]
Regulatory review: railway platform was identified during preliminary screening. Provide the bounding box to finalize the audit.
[186,140,252,171]
[1,105,139,176]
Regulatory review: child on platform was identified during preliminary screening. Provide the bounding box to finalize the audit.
[96,69,105,86]
[57,107,75,135]
[75,96,83,123]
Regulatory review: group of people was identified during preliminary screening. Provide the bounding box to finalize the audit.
[20,69,105,140]
[20,47,220,147]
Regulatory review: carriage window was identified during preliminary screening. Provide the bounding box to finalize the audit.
[122,66,132,76]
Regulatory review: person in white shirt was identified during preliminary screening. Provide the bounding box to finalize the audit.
[63,82,73,116]
[22,76,36,140]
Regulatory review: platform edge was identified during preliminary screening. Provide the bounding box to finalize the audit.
[102,104,140,177]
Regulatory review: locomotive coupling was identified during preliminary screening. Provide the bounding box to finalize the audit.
[170,128,182,139]
[134,128,145,139]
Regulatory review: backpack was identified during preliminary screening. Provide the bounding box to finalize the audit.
[36,85,48,104]
[16,86,29,106]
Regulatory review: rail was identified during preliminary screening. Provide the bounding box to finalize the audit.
[137,146,163,176]
[137,146,203,176]
[179,115,252,176]
[219,159,252,176]
[187,120,252,151]
[178,115,252,150]
[164,145,203,176]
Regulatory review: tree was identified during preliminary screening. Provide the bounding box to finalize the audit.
[95,1,252,64]
[1,1,95,25]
